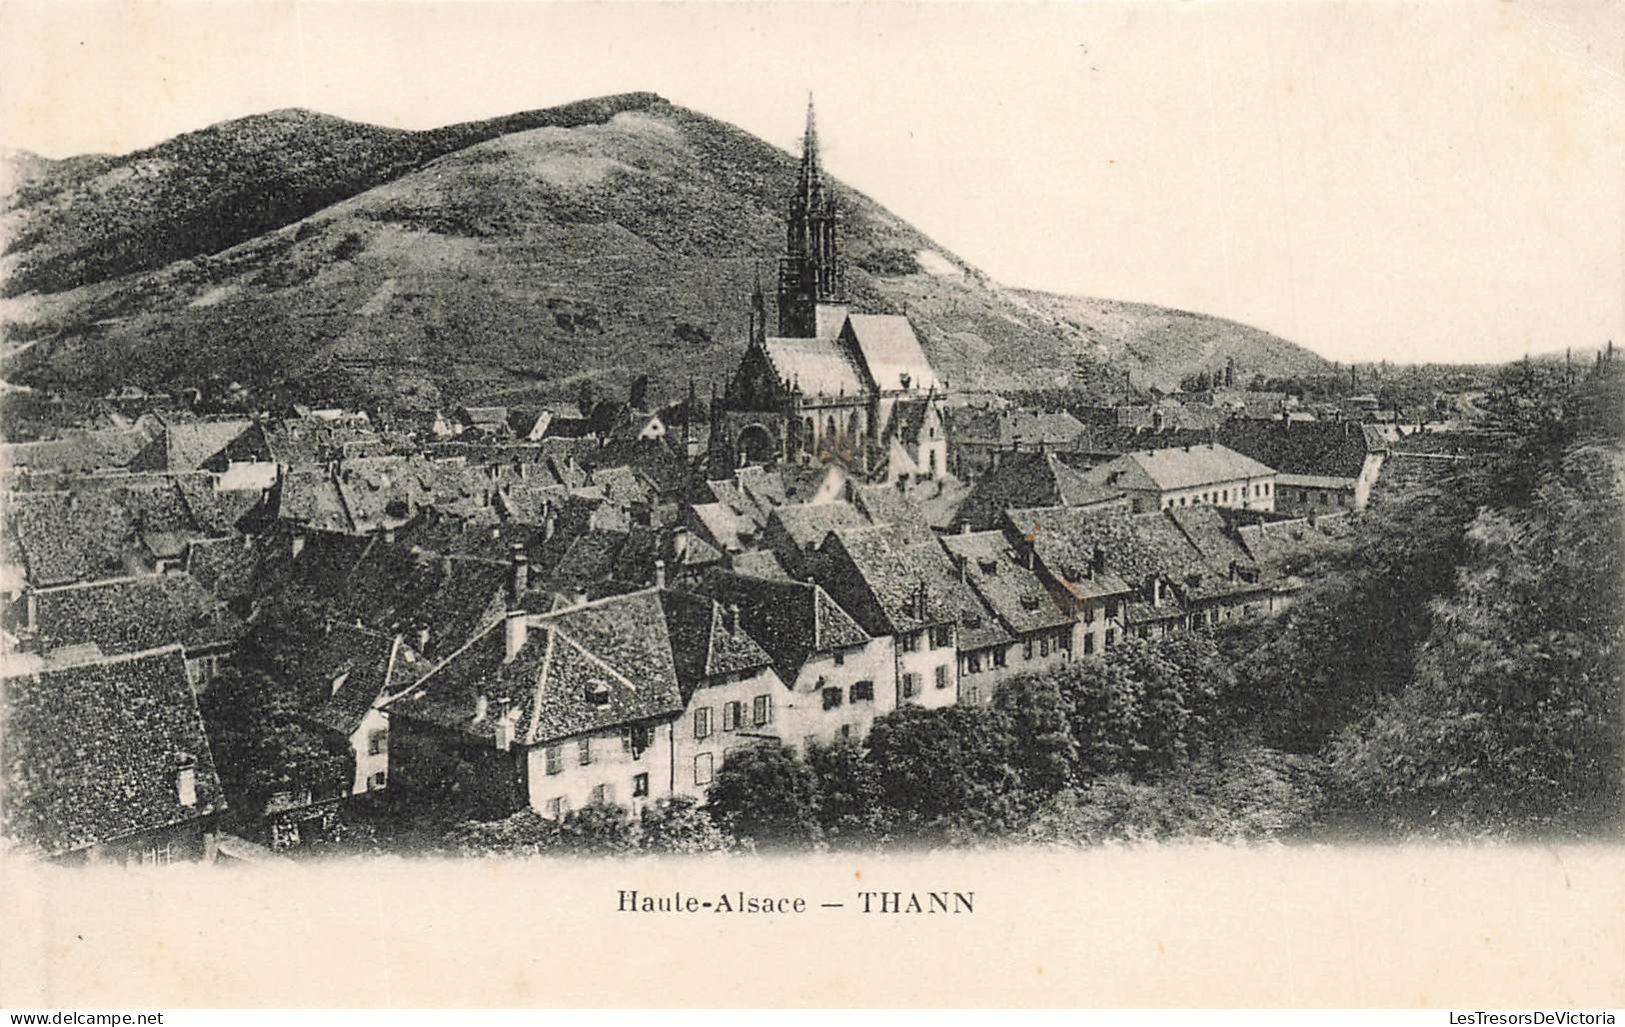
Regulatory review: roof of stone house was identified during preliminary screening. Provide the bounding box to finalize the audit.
[133,420,251,473]
[389,588,773,746]
[765,501,872,564]
[277,467,354,534]
[814,524,961,637]
[694,572,870,680]
[762,336,868,397]
[0,647,227,857]
[337,545,511,659]
[1275,472,1358,489]
[587,438,691,497]
[688,502,751,554]
[939,530,1073,636]
[1087,444,1275,493]
[27,573,245,658]
[0,426,155,475]
[174,477,267,536]
[301,624,425,737]
[459,407,510,427]
[611,525,724,584]
[728,548,792,581]
[184,535,265,605]
[1001,506,1136,602]
[1216,419,1384,479]
[955,450,1126,530]
[944,407,1088,447]
[588,464,654,508]
[843,314,940,392]
[4,485,212,586]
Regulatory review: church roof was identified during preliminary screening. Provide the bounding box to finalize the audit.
[762,337,867,398]
[844,315,940,392]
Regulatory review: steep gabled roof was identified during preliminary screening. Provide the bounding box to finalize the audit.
[1088,444,1275,492]
[814,524,960,636]
[302,624,418,736]
[955,450,1126,530]
[694,572,870,681]
[940,530,1072,635]
[762,336,868,397]
[27,573,245,658]
[842,315,940,392]
[1,647,227,856]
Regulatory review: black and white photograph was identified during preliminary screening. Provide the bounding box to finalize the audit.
[0,0,1621,1011]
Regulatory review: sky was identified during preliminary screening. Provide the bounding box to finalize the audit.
[2,0,1622,365]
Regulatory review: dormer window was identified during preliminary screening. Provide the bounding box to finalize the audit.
[585,682,611,708]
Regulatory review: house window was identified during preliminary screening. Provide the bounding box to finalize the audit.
[1023,639,1034,660]
[621,726,650,759]
[694,707,713,740]
[545,797,567,818]
[1058,630,1072,651]
[900,673,920,700]
[851,680,875,702]
[833,651,845,667]
[841,724,853,740]
[993,649,1007,668]
[1084,633,1095,654]
[930,625,953,649]
[366,729,389,756]
[822,687,844,710]
[1084,605,1096,624]
[367,770,388,791]
[1040,637,1050,657]
[898,632,919,653]
[935,665,949,690]
[633,773,650,798]
[966,652,982,674]
[591,783,614,805]
[578,737,592,765]
[694,753,714,786]
[964,684,981,705]
[545,745,563,775]
[753,694,773,726]
[141,842,173,866]
[722,701,740,731]
[1104,628,1117,650]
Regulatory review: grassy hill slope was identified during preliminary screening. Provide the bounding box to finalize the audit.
[1,95,1329,412]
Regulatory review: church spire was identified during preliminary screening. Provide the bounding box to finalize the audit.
[778,94,843,337]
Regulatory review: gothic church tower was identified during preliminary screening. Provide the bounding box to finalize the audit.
[777,96,845,338]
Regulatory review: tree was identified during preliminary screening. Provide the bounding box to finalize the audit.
[554,802,638,855]
[705,742,822,847]
[638,797,732,854]
[864,706,1025,836]
[1326,441,1623,837]
[806,740,886,845]
[443,809,560,857]
[991,674,1081,794]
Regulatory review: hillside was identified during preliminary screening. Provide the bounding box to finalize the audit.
[0,94,1328,412]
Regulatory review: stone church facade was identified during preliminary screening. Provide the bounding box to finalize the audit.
[710,100,948,483]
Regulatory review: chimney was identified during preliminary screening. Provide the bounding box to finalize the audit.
[504,610,528,662]
[291,531,307,558]
[417,625,431,651]
[1151,576,1164,606]
[955,552,968,583]
[1229,560,1240,583]
[543,503,558,541]
[382,525,396,544]
[724,602,741,635]
[23,591,37,634]
[960,521,971,534]
[441,555,454,580]
[1024,540,1035,571]
[509,542,529,603]
[174,754,198,808]
[490,525,502,541]
[671,526,690,563]
[493,697,514,751]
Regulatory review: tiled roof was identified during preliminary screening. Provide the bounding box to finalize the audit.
[1234,512,1357,576]
[1216,420,1383,479]
[763,336,868,397]
[940,530,1072,636]
[944,407,1087,447]
[27,573,245,658]
[4,483,212,586]
[1276,473,1357,489]
[843,315,941,392]
[764,501,872,565]
[301,624,423,736]
[728,549,791,580]
[390,587,769,746]
[1,647,227,856]
[0,426,155,475]
[137,420,252,473]
[1088,444,1275,492]
[586,438,691,497]
[814,524,960,636]
[333,543,510,660]
[851,484,938,544]
[955,451,1126,530]
[694,572,870,680]
[185,536,264,605]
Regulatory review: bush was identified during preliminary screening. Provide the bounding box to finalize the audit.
[704,742,822,848]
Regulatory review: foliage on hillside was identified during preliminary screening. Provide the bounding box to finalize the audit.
[2,97,1328,412]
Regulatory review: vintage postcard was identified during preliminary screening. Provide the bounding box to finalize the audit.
[0,0,1621,1010]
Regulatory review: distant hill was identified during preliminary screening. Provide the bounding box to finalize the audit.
[0,94,1329,412]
